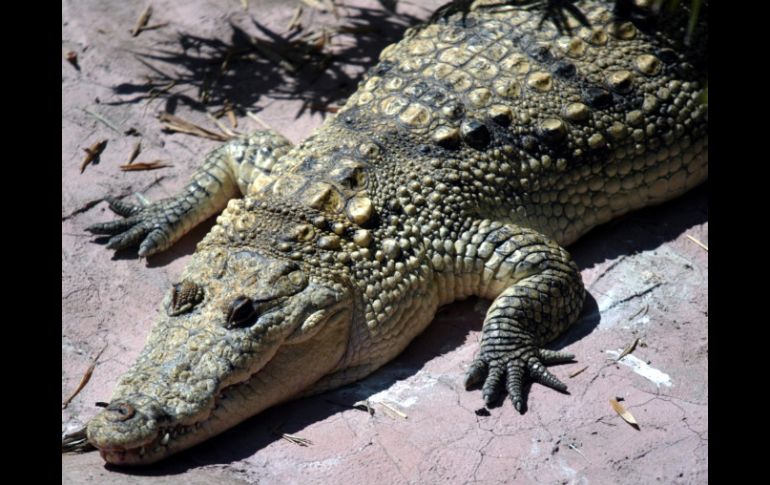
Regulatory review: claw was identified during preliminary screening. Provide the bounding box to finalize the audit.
[528,360,568,393]
[86,217,138,235]
[106,224,148,251]
[505,361,526,413]
[138,228,171,258]
[482,365,504,405]
[107,198,141,217]
[538,349,575,365]
[464,359,488,389]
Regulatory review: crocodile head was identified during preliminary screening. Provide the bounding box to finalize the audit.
[86,238,353,465]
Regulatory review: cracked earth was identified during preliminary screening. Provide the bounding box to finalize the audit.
[62,1,708,483]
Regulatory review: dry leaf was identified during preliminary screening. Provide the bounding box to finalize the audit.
[62,345,108,409]
[353,400,375,415]
[287,5,304,31]
[206,112,237,138]
[246,111,273,130]
[609,398,639,428]
[158,112,230,141]
[127,141,142,165]
[629,305,648,320]
[120,160,172,171]
[131,5,153,37]
[277,432,312,446]
[80,139,108,173]
[568,366,589,378]
[64,50,78,67]
[225,101,238,129]
[616,337,640,361]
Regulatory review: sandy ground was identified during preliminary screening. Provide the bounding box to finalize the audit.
[62,1,708,483]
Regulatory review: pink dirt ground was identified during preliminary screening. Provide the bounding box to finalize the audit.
[62,1,708,483]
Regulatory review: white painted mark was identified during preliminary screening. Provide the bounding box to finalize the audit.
[364,369,441,408]
[606,350,673,388]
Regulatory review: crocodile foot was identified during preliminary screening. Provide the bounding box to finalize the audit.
[464,345,574,412]
[86,196,192,257]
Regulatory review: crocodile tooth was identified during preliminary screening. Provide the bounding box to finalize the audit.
[161,433,170,445]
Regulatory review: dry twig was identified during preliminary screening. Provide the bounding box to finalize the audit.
[686,235,708,251]
[158,112,230,141]
[131,5,153,37]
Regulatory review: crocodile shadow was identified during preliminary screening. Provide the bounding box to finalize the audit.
[107,6,424,117]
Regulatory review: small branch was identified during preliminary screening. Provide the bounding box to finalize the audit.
[686,234,708,252]
[131,5,153,37]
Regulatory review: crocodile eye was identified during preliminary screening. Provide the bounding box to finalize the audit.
[226,296,257,328]
[167,279,204,316]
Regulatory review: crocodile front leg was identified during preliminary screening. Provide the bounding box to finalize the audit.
[461,221,585,411]
[86,130,292,257]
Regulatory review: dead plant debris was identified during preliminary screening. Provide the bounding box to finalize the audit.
[380,401,408,419]
[131,5,153,37]
[685,234,708,251]
[278,432,313,446]
[62,345,108,409]
[158,112,231,141]
[80,140,108,174]
[64,49,79,69]
[353,400,375,415]
[287,5,304,31]
[609,398,640,429]
[120,160,172,171]
[126,141,142,165]
[616,337,640,362]
[224,101,238,129]
[568,365,589,378]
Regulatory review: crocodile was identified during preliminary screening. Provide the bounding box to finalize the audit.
[83,0,707,465]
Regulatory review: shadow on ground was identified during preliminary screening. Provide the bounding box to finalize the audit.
[108,6,423,118]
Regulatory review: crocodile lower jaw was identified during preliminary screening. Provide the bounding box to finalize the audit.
[99,373,252,465]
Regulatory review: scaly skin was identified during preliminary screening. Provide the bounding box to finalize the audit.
[85,0,707,465]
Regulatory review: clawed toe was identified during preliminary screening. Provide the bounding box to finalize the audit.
[466,346,573,412]
[86,197,181,257]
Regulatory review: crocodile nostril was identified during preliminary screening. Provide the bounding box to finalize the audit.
[105,402,136,422]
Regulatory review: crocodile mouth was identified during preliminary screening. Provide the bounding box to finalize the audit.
[98,420,204,465]
[93,306,350,465]
[97,365,263,465]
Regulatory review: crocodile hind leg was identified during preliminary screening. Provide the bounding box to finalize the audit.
[86,130,293,257]
[462,222,585,411]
